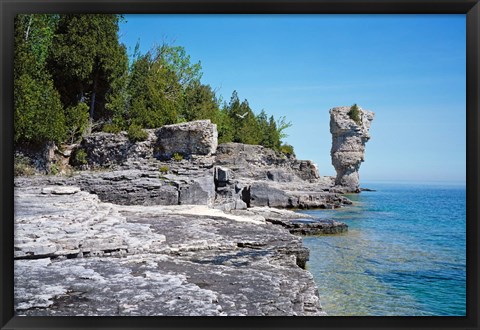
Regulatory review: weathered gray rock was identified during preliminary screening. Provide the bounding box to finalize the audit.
[15,142,57,173]
[154,120,218,160]
[221,180,351,210]
[241,207,348,236]
[14,186,326,316]
[330,106,374,192]
[14,186,166,259]
[77,120,218,168]
[215,143,320,183]
[75,132,148,168]
[41,186,81,195]
[266,218,348,235]
[214,166,231,187]
[178,175,215,206]
[249,182,291,208]
[212,143,351,210]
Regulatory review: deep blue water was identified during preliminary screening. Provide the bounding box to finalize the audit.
[298,182,466,316]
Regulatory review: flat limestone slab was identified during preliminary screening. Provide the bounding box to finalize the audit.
[14,185,325,316]
[41,186,81,195]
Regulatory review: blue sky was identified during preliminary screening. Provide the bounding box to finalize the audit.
[119,15,466,183]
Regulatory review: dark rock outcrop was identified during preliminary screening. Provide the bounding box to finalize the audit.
[234,207,348,236]
[266,218,348,236]
[330,106,374,192]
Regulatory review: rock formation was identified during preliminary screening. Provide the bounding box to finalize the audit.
[14,184,326,316]
[214,142,349,210]
[330,106,374,192]
[77,119,217,168]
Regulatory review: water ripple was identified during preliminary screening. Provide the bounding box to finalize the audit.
[301,183,466,316]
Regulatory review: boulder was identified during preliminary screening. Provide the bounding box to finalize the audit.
[214,166,231,187]
[249,182,291,208]
[154,120,218,160]
[178,176,216,206]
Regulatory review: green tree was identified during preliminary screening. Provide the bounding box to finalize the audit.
[14,14,65,145]
[64,102,89,143]
[217,106,234,144]
[49,14,128,132]
[127,51,180,128]
[276,116,292,140]
[182,81,220,122]
[267,115,281,150]
[14,73,65,144]
[124,44,202,128]
[155,43,202,88]
[348,103,361,124]
[235,100,261,145]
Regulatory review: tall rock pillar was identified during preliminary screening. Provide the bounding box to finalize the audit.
[329,106,374,192]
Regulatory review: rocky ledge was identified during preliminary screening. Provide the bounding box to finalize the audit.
[14,185,326,316]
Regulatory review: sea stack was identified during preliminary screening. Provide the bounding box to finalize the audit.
[330,105,374,192]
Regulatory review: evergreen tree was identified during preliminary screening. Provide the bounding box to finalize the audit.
[182,81,219,122]
[14,14,65,145]
[348,103,361,124]
[268,115,281,150]
[126,51,180,128]
[217,106,234,144]
[49,14,128,132]
[235,100,261,145]
[124,44,203,128]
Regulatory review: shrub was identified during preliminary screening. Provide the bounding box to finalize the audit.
[279,144,295,157]
[128,124,148,142]
[159,165,169,173]
[73,149,88,166]
[348,104,362,125]
[172,152,183,162]
[14,155,35,177]
[49,163,59,175]
[103,123,122,134]
[65,102,89,143]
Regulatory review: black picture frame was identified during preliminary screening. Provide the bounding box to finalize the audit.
[1,1,478,329]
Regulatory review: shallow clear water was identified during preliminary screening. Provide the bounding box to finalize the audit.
[299,182,466,316]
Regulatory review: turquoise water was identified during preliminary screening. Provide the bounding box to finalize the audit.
[299,182,466,316]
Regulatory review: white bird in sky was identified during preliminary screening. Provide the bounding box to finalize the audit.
[236,112,248,119]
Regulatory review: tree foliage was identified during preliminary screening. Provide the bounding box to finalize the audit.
[49,14,128,128]
[14,15,294,156]
[64,102,89,143]
[348,103,362,125]
[14,14,65,145]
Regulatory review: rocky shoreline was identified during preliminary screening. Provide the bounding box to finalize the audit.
[14,106,374,316]
[14,183,328,316]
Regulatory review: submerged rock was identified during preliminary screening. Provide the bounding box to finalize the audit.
[330,106,374,192]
